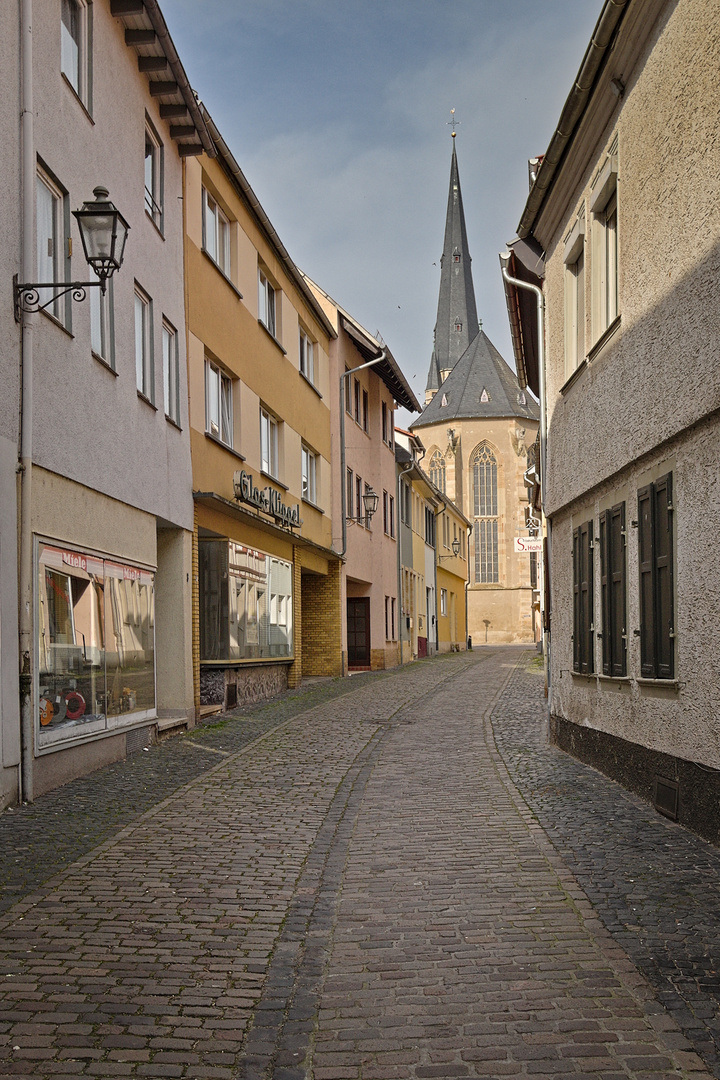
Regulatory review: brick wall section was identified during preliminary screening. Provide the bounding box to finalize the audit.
[192,511,201,713]
[287,549,303,689]
[301,560,343,677]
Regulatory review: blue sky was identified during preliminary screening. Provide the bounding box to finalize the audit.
[161,0,602,422]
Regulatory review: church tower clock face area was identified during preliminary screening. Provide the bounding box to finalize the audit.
[411,131,540,645]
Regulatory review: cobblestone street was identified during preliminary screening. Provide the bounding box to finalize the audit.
[1,647,719,1079]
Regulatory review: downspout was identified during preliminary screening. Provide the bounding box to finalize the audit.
[395,461,413,667]
[500,253,550,693]
[465,525,471,649]
[433,505,442,655]
[18,0,35,802]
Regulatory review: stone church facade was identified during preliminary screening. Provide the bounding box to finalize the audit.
[411,138,539,645]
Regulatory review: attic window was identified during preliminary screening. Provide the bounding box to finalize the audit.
[441,393,448,407]
[480,388,489,403]
[518,391,527,405]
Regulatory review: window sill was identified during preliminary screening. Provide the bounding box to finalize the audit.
[92,352,118,376]
[300,371,322,398]
[259,320,287,355]
[201,248,243,299]
[146,210,165,240]
[205,431,245,460]
[596,674,632,683]
[588,315,621,362]
[260,469,288,491]
[165,414,182,431]
[137,391,158,411]
[302,497,324,514]
[40,307,73,337]
[637,677,680,689]
[560,358,588,396]
[61,72,94,123]
[200,656,294,667]
[571,670,596,680]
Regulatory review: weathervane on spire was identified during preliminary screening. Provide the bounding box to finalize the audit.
[447,108,460,138]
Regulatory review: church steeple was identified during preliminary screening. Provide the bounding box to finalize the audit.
[425,135,479,403]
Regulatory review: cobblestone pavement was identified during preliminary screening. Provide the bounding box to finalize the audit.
[493,657,720,1079]
[0,647,717,1079]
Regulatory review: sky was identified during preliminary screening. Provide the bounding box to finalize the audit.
[161,0,602,425]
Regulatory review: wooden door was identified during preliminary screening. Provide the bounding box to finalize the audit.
[347,598,370,667]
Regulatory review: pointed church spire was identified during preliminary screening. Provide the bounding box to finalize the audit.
[426,135,480,395]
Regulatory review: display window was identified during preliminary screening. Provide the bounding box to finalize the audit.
[37,543,155,748]
[199,538,293,661]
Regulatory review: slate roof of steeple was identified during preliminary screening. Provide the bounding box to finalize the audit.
[430,141,480,379]
[413,328,539,427]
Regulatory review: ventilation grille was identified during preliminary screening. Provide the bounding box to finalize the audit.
[126,725,154,756]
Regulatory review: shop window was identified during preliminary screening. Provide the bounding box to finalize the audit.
[37,543,155,748]
[199,539,293,661]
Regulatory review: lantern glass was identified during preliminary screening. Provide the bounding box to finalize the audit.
[73,186,130,282]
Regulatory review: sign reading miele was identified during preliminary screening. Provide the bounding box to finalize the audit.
[233,470,301,529]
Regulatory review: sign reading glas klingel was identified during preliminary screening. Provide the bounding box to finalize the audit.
[233,470,301,529]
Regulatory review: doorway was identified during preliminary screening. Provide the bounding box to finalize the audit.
[347,597,370,667]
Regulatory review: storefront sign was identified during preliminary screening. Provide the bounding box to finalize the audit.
[62,551,87,572]
[233,470,301,529]
[514,536,543,552]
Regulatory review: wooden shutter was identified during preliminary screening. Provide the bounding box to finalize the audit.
[599,511,611,675]
[573,522,593,674]
[573,527,581,672]
[654,473,674,678]
[638,484,656,677]
[609,503,626,676]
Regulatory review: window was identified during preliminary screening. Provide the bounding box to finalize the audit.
[572,520,594,675]
[362,389,369,433]
[345,368,352,414]
[384,596,397,641]
[90,278,113,368]
[258,269,276,336]
[638,474,674,679]
[61,0,89,105]
[134,286,153,402]
[599,503,626,677]
[440,589,447,617]
[401,480,411,526]
[346,467,353,519]
[299,328,315,384]
[203,188,230,275]
[354,378,361,424]
[563,213,585,375]
[391,597,396,640]
[385,494,395,538]
[472,444,499,583]
[355,474,363,524]
[36,170,67,322]
[301,445,316,503]
[163,321,179,424]
[429,450,446,493]
[382,401,388,442]
[425,506,435,547]
[205,359,233,446]
[260,407,278,477]
[200,540,293,661]
[145,121,163,229]
[591,147,619,339]
[383,490,388,534]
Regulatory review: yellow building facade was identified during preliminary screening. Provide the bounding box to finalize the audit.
[184,110,341,711]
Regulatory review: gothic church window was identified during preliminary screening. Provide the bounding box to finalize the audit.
[429,451,446,493]
[472,443,499,583]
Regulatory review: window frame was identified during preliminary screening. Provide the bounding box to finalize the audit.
[36,167,70,326]
[563,213,586,376]
[134,285,154,403]
[202,187,230,276]
[346,467,354,519]
[472,444,499,584]
[299,328,315,385]
[205,358,233,447]
[90,275,114,369]
[145,119,164,231]
[163,319,180,426]
[440,589,447,617]
[362,388,369,433]
[61,0,91,108]
[260,406,279,478]
[590,148,619,341]
[258,268,277,337]
[301,444,317,504]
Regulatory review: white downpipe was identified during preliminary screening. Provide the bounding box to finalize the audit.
[500,254,550,694]
[19,0,35,802]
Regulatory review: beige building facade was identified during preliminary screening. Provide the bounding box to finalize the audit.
[503,0,720,842]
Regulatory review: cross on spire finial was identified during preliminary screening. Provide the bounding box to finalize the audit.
[447,108,460,138]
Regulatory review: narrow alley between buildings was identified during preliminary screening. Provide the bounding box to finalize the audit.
[1,648,719,1080]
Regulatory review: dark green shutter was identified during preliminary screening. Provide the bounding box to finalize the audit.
[600,511,610,674]
[638,484,656,677]
[573,522,593,674]
[573,527,581,672]
[654,474,674,678]
[609,503,626,677]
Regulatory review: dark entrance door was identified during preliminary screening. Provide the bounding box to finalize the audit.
[347,598,370,667]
